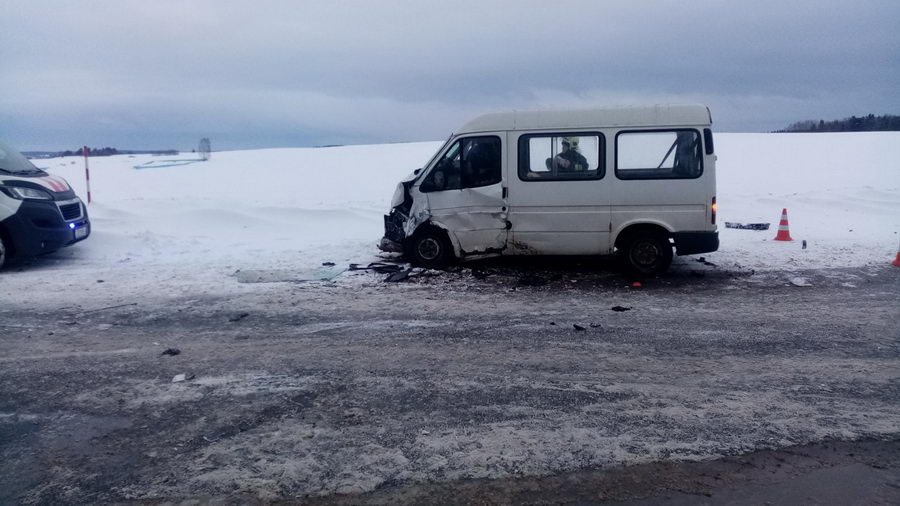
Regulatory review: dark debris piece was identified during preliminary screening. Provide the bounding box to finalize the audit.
[695,257,717,267]
[724,222,770,231]
[589,323,602,328]
[228,312,250,322]
[611,306,632,312]
[573,324,586,331]
[384,269,413,283]
[161,348,181,356]
[350,262,404,274]
[321,262,336,266]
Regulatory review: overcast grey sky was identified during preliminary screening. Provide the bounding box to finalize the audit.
[2,0,898,150]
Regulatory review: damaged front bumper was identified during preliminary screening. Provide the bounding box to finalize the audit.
[379,209,407,252]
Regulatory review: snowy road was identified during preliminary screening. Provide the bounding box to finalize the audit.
[1,263,898,503]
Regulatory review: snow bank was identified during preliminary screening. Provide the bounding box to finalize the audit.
[2,133,898,302]
[715,133,900,270]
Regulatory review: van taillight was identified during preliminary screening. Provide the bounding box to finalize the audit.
[711,197,717,224]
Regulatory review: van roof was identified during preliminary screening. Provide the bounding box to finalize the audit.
[457,104,712,134]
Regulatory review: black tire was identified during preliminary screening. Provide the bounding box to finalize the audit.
[620,231,673,275]
[0,233,8,270]
[409,228,453,270]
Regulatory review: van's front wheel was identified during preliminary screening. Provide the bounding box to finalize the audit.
[410,228,453,270]
[621,231,673,275]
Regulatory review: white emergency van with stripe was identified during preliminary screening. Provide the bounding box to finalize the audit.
[0,139,91,268]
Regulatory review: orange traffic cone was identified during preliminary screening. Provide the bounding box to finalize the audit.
[892,240,900,266]
[773,208,793,241]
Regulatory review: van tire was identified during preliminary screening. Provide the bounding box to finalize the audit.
[410,228,453,270]
[621,231,673,275]
[0,233,9,270]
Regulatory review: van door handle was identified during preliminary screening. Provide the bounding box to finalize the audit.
[502,187,507,199]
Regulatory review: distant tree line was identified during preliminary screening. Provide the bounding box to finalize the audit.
[777,114,900,133]
[57,147,179,157]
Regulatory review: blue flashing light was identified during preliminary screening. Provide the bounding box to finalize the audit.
[68,223,76,229]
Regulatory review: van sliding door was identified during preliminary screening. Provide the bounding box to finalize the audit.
[506,132,611,255]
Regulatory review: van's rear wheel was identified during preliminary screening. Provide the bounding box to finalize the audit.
[0,234,9,270]
[410,228,452,270]
[621,231,673,275]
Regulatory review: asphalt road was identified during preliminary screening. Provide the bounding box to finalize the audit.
[1,262,898,504]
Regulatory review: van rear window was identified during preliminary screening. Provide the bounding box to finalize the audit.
[615,129,703,180]
[518,133,604,181]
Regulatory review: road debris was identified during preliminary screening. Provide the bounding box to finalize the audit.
[611,306,632,312]
[349,262,405,274]
[228,312,250,322]
[171,373,195,383]
[160,348,181,356]
[384,269,413,283]
[695,257,717,267]
[725,222,770,230]
[573,324,586,331]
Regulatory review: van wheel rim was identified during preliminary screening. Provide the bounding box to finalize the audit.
[632,241,659,266]
[417,238,441,261]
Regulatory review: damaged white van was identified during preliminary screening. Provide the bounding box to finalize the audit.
[380,104,718,274]
[0,139,90,268]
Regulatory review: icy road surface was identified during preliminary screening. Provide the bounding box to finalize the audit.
[1,265,898,503]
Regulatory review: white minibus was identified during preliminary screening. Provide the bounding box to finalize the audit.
[380,104,718,274]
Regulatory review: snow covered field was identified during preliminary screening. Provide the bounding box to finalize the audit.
[3,132,899,302]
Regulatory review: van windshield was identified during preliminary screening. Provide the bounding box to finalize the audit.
[417,134,454,183]
[0,140,46,176]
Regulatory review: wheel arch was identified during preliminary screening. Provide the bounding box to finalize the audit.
[613,221,673,252]
[408,220,462,258]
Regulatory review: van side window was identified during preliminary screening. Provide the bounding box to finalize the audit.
[421,136,501,192]
[518,133,604,181]
[616,130,703,180]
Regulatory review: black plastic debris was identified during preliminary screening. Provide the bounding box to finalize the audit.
[321,261,336,266]
[549,322,557,326]
[384,269,413,283]
[725,222,770,230]
[573,324,586,331]
[228,312,250,322]
[161,348,181,356]
[518,274,547,286]
[611,306,632,312]
[349,262,404,274]
[695,257,717,267]
[589,323,602,328]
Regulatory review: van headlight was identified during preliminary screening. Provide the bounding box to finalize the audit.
[0,186,53,200]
